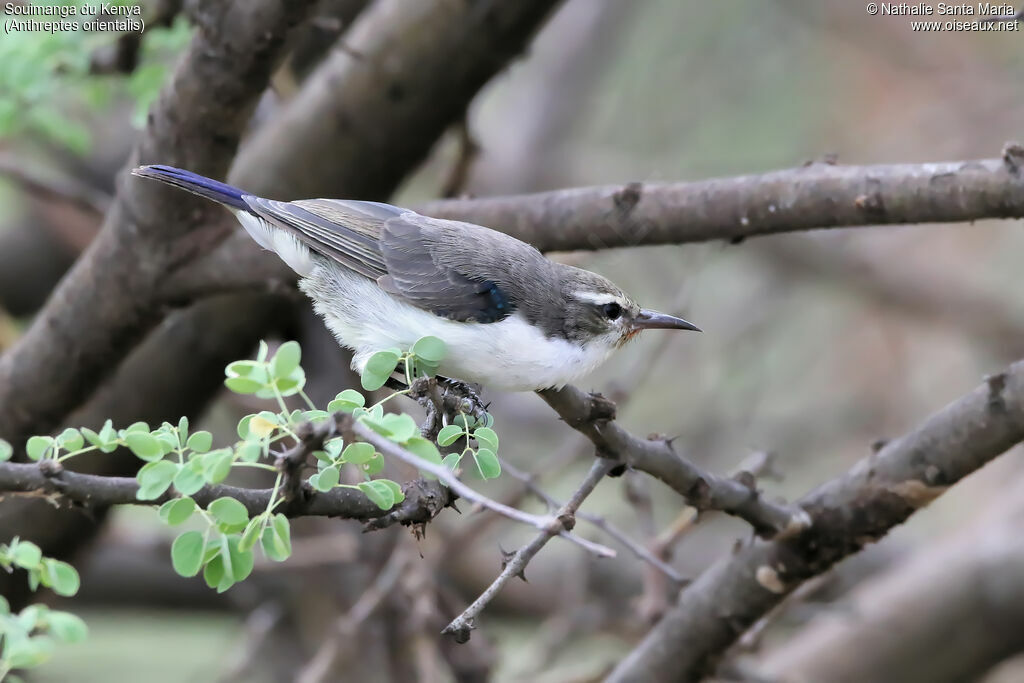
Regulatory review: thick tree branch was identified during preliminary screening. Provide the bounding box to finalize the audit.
[752,472,1024,683]
[607,361,1024,682]
[537,386,810,537]
[0,0,565,605]
[0,0,318,450]
[419,148,1024,252]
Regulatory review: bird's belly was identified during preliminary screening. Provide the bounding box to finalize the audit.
[301,267,614,391]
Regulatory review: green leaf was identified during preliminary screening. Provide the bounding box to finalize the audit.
[98,420,119,451]
[185,430,213,453]
[173,462,206,496]
[340,442,375,465]
[260,515,291,562]
[45,610,88,643]
[360,350,400,391]
[177,416,189,444]
[452,414,476,430]
[437,425,463,447]
[404,436,443,466]
[42,559,80,597]
[302,410,330,422]
[159,497,196,526]
[327,389,365,413]
[136,460,178,500]
[225,359,263,377]
[225,535,254,583]
[358,480,397,510]
[12,540,42,569]
[5,634,55,669]
[411,335,446,363]
[441,453,462,472]
[236,442,263,463]
[171,531,205,577]
[378,413,418,443]
[208,497,249,527]
[26,436,53,461]
[256,340,270,363]
[0,438,11,462]
[225,376,264,395]
[124,432,163,462]
[311,465,339,492]
[155,431,178,455]
[57,427,83,452]
[360,453,384,475]
[274,367,306,397]
[80,427,103,450]
[271,341,301,379]
[472,427,499,452]
[472,448,501,480]
[377,479,405,505]
[202,450,235,484]
[203,554,234,593]
[239,517,263,552]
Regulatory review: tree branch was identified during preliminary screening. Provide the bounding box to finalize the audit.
[607,361,1024,682]
[441,458,617,643]
[351,417,616,558]
[419,146,1024,252]
[0,0,319,450]
[752,472,1024,683]
[537,386,811,537]
[0,460,385,521]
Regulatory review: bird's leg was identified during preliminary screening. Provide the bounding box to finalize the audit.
[434,375,488,425]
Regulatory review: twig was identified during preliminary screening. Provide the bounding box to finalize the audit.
[500,457,686,584]
[0,459,401,522]
[350,417,617,559]
[537,386,810,538]
[441,459,617,643]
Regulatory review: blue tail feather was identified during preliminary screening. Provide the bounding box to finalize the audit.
[131,164,249,211]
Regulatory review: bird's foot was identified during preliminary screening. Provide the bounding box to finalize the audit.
[408,375,488,438]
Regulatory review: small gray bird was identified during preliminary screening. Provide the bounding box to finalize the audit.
[133,165,699,391]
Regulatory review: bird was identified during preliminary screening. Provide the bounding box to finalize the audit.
[132,165,700,392]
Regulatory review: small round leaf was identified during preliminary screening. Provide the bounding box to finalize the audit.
[171,531,205,577]
[437,425,464,447]
[186,430,213,453]
[208,497,249,527]
[125,432,163,462]
[411,336,446,363]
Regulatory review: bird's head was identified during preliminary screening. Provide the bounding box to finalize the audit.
[561,268,700,349]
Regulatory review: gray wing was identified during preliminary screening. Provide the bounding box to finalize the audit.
[244,196,396,279]
[377,215,513,323]
[244,197,514,323]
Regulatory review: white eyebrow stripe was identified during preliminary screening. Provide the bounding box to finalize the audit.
[572,290,628,307]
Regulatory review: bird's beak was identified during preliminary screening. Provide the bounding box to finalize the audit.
[632,309,702,332]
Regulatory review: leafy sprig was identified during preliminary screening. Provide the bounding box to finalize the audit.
[0,539,86,677]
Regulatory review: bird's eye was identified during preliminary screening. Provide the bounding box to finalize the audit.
[602,303,622,320]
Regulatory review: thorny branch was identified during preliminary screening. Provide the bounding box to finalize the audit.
[538,385,811,538]
[607,361,1024,682]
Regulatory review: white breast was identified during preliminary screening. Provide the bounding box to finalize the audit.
[300,265,617,391]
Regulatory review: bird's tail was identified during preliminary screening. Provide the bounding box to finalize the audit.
[131,165,249,211]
